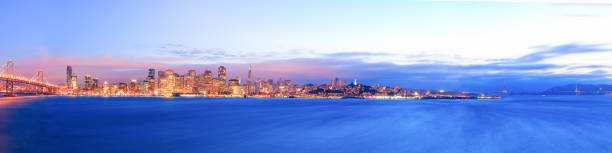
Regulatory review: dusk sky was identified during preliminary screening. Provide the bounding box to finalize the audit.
[2,0,612,92]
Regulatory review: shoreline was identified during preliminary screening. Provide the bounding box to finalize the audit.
[1,95,501,100]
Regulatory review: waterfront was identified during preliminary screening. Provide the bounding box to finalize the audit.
[1,96,612,153]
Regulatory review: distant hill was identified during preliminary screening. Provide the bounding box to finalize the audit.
[542,84,612,95]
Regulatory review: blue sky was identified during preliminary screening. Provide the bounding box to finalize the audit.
[1,0,612,91]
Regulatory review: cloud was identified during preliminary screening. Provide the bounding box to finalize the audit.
[507,43,611,64]
[564,14,597,18]
[8,43,612,91]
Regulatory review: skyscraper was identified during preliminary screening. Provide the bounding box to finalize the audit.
[71,73,78,89]
[331,77,338,89]
[84,75,92,90]
[147,69,156,80]
[203,70,213,93]
[93,78,99,90]
[218,66,227,81]
[247,64,252,94]
[66,65,72,88]
[165,69,175,93]
[186,70,196,93]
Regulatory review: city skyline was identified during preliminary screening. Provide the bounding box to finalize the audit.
[2,0,612,91]
[57,63,438,98]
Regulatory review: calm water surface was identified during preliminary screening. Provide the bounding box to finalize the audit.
[1,96,611,153]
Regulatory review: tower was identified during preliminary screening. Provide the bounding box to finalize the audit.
[66,65,72,88]
[247,64,252,95]
[84,75,92,90]
[186,70,196,93]
[331,78,337,89]
[6,60,14,75]
[147,69,156,80]
[70,73,77,89]
[165,69,175,93]
[36,71,44,82]
[92,78,99,90]
[218,66,227,81]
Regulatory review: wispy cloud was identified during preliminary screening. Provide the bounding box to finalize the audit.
[509,43,611,64]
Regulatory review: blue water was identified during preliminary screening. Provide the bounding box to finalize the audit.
[1,96,611,153]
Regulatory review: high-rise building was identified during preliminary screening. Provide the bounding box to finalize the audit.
[175,74,185,93]
[185,70,196,93]
[228,78,242,95]
[202,70,213,93]
[66,65,72,88]
[84,75,92,90]
[165,69,175,93]
[103,81,109,95]
[158,75,168,95]
[247,64,253,95]
[331,77,338,89]
[157,71,164,89]
[70,73,78,89]
[228,79,240,86]
[218,66,227,81]
[93,78,99,90]
[147,69,156,80]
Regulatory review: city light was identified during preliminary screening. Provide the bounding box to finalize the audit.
[18,64,498,99]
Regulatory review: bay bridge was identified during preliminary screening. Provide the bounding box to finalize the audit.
[1,60,60,97]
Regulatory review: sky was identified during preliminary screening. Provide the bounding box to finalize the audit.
[1,0,612,92]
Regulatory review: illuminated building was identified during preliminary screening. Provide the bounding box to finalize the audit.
[213,78,227,94]
[204,70,213,92]
[53,64,483,99]
[84,75,92,90]
[147,69,155,80]
[247,64,253,95]
[70,73,78,89]
[129,79,138,93]
[118,82,128,94]
[185,70,196,93]
[228,78,243,96]
[218,66,227,81]
[157,71,164,81]
[165,69,175,93]
[214,66,228,94]
[175,74,185,93]
[103,81,110,95]
[196,70,213,94]
[66,66,72,88]
[92,78,99,90]
[331,77,339,89]
[159,76,168,95]
[228,79,239,86]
